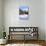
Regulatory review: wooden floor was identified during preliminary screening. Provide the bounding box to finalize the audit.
[9,40,46,46]
[0,40,46,46]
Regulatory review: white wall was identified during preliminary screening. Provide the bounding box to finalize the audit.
[45,0,46,40]
[0,0,3,38]
[4,0,45,40]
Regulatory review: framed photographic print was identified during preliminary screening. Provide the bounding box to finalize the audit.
[19,6,29,20]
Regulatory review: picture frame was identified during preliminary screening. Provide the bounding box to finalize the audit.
[19,6,29,19]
